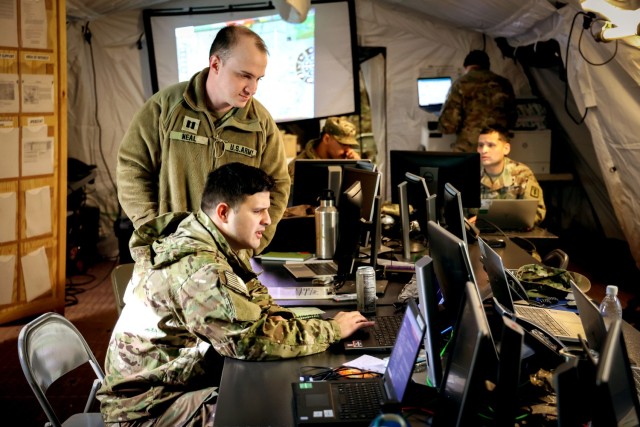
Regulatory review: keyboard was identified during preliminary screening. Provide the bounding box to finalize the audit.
[515,305,569,337]
[367,314,403,347]
[305,262,338,276]
[333,381,383,421]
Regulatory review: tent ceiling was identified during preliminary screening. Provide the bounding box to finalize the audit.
[67,0,562,40]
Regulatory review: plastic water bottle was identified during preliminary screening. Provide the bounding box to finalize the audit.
[315,189,338,259]
[599,285,622,330]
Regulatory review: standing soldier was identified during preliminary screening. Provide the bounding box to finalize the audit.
[439,50,517,153]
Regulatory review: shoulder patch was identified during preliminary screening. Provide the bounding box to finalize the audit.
[530,186,540,198]
[222,270,249,296]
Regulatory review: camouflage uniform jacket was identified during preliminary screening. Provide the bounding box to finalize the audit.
[97,211,341,422]
[480,157,546,225]
[287,138,321,182]
[117,67,290,253]
[438,69,517,153]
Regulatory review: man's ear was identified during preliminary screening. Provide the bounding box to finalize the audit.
[209,55,221,73]
[503,142,511,156]
[215,202,231,223]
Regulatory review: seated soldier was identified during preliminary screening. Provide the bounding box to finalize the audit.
[98,162,373,426]
[288,116,361,183]
[477,125,546,225]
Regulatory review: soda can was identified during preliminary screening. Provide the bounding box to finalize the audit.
[356,266,377,314]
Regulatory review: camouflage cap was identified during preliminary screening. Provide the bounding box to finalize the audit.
[322,117,358,146]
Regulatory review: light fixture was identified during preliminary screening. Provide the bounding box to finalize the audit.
[598,20,640,42]
[582,0,640,42]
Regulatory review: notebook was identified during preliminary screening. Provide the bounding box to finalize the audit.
[292,299,425,426]
[478,237,586,342]
[476,199,538,231]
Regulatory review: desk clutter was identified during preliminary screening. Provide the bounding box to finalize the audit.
[246,220,640,426]
[229,160,640,427]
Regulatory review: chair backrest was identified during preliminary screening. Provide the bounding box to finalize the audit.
[17,312,105,427]
[111,263,134,315]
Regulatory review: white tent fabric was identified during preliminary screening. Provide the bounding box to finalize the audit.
[65,0,640,266]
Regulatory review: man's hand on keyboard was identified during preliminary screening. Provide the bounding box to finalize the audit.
[333,311,376,339]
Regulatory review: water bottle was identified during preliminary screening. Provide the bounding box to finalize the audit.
[315,189,338,259]
[599,285,622,330]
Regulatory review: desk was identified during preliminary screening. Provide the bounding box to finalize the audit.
[215,239,539,426]
[252,238,534,306]
[214,306,400,427]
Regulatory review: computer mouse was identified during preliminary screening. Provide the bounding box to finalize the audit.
[487,238,506,248]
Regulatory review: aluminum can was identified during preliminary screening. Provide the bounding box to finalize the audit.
[356,266,376,314]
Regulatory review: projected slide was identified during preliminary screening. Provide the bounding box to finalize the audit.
[147,1,356,122]
[174,11,316,121]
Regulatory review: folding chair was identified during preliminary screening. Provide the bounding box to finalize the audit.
[111,263,134,315]
[17,312,105,427]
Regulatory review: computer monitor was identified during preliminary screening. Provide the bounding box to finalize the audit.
[593,318,640,427]
[415,255,445,390]
[341,167,381,246]
[291,159,373,207]
[417,76,452,114]
[334,180,363,281]
[426,220,477,321]
[442,183,467,246]
[390,150,480,217]
[436,281,498,426]
[398,172,437,259]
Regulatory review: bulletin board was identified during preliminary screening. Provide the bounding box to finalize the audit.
[0,0,67,323]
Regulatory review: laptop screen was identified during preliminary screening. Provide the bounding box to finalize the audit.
[383,299,425,402]
[594,319,640,426]
[478,237,516,313]
[439,281,495,426]
[415,255,444,390]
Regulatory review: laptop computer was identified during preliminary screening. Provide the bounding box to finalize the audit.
[476,199,538,231]
[292,299,425,426]
[478,237,585,342]
[593,318,640,426]
[343,309,403,352]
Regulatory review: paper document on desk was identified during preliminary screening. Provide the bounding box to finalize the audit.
[270,286,334,299]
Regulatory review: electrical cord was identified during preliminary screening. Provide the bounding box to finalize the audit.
[564,11,619,126]
[298,365,382,382]
[83,22,120,221]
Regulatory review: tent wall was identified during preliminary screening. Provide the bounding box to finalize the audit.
[65,0,640,266]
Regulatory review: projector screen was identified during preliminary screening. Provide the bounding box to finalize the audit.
[143,1,358,123]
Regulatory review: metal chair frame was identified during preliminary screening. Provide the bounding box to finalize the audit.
[18,312,105,427]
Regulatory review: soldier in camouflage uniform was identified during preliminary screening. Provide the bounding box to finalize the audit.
[478,126,546,225]
[288,116,360,183]
[98,163,374,426]
[117,25,290,254]
[438,50,517,153]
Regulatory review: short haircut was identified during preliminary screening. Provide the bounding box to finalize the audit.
[201,163,276,213]
[479,125,512,143]
[209,25,269,62]
[463,50,490,70]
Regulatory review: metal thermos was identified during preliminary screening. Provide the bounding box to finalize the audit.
[315,189,338,259]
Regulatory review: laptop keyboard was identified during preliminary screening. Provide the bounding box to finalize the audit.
[515,305,569,337]
[367,314,403,347]
[306,262,337,275]
[333,381,382,420]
